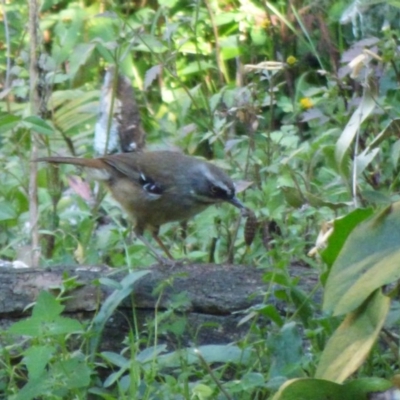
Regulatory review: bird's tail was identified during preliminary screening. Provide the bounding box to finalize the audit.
[35,156,105,169]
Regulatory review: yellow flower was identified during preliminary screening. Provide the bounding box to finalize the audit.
[300,97,313,109]
[286,56,297,66]
[261,18,271,29]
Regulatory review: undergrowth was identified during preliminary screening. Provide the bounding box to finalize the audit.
[1,0,400,398]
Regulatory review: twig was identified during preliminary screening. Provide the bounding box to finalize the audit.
[1,0,11,112]
[194,348,233,400]
[28,0,40,267]
[203,0,225,85]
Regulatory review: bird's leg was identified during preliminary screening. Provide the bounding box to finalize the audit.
[134,225,174,264]
[179,221,188,255]
[135,233,173,264]
[151,231,174,260]
[151,232,189,267]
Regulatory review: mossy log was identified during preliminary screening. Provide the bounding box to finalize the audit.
[0,263,318,352]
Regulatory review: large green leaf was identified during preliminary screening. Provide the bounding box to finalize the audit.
[316,290,390,383]
[23,345,55,381]
[88,270,150,359]
[157,345,252,369]
[32,291,64,320]
[321,208,373,268]
[272,376,392,400]
[267,322,304,379]
[0,114,21,134]
[367,118,400,150]
[23,116,54,136]
[49,90,98,135]
[323,202,400,315]
[0,201,18,221]
[9,291,83,337]
[68,43,96,80]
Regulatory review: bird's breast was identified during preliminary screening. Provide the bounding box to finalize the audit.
[106,178,210,227]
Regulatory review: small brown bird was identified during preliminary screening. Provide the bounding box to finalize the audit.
[37,151,245,262]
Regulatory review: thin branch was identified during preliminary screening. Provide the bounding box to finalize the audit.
[28,0,40,267]
[203,0,226,85]
[1,0,11,93]
[195,349,233,400]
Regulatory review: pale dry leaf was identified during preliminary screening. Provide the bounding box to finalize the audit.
[68,176,93,202]
[235,180,253,193]
[144,65,161,90]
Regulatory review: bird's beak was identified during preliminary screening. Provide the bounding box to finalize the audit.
[228,196,245,209]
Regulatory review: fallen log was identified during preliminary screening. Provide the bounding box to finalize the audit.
[0,263,318,352]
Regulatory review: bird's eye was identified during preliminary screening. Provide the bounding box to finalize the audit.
[209,184,226,198]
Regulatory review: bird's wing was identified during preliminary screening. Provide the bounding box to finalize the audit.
[101,153,165,195]
[101,153,142,181]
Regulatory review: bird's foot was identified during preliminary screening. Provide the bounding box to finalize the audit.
[154,255,189,269]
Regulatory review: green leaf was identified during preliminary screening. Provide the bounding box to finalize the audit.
[103,367,129,389]
[258,304,284,327]
[88,270,150,358]
[50,89,98,133]
[251,26,268,46]
[316,290,390,383]
[9,292,82,337]
[194,344,251,365]
[51,356,91,389]
[158,0,179,7]
[41,316,83,335]
[323,202,400,315]
[179,61,214,76]
[280,186,305,208]
[354,148,380,177]
[68,43,96,80]
[0,201,17,221]
[321,208,374,269]
[192,383,213,399]
[214,11,240,26]
[23,116,54,135]
[361,189,392,205]
[272,376,392,400]
[32,291,64,320]
[23,346,55,381]
[277,96,294,113]
[272,378,344,400]
[240,372,265,390]
[101,351,129,368]
[135,34,167,53]
[303,191,349,210]
[367,118,400,150]
[9,314,82,337]
[14,376,50,400]
[52,8,85,64]
[0,114,21,134]
[220,35,241,60]
[98,277,122,290]
[344,377,394,399]
[157,345,252,369]
[267,322,304,379]
[136,344,168,363]
[8,319,45,337]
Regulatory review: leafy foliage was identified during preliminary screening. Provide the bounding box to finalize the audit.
[2,0,400,398]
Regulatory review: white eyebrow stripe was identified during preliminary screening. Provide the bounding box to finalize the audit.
[198,163,230,193]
